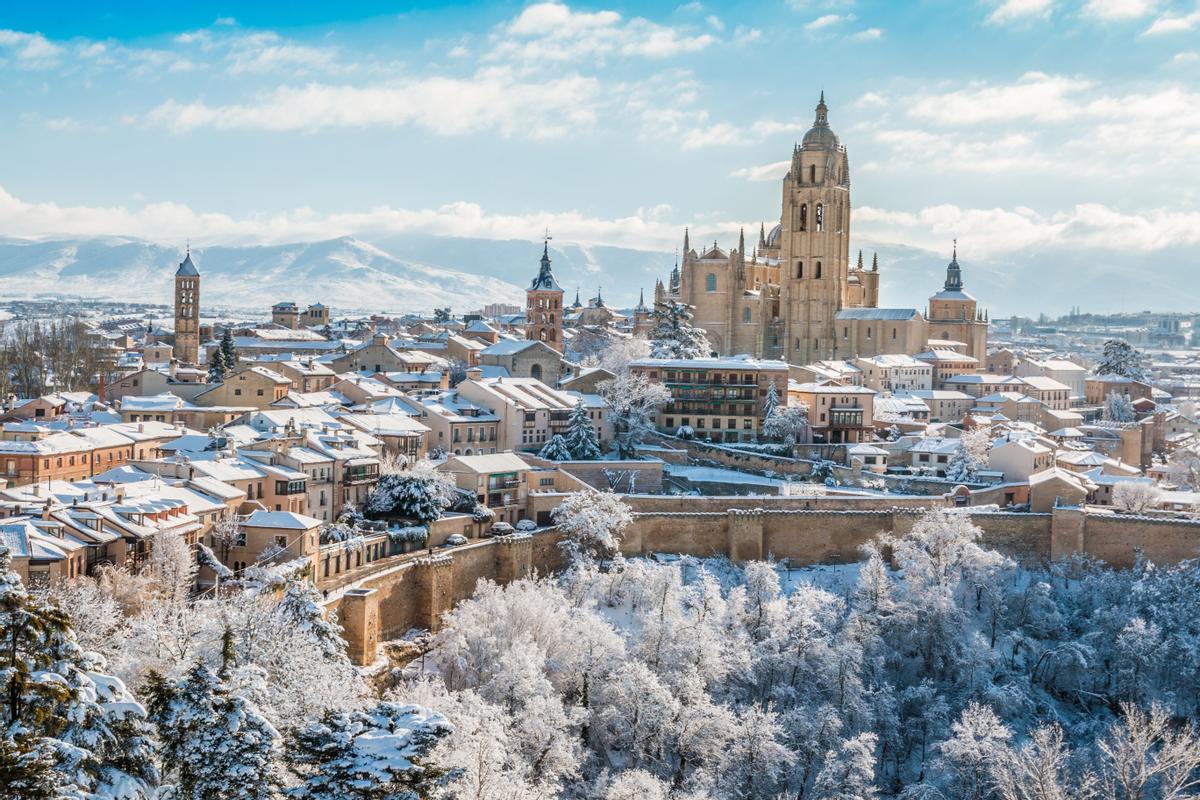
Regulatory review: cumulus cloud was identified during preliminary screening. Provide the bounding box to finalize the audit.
[488,1,716,63]
[987,0,1055,24]
[0,29,64,67]
[142,68,602,138]
[730,160,791,181]
[1143,6,1200,34]
[805,14,847,30]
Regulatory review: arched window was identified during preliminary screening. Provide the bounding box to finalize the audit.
[809,164,816,183]
[796,261,804,278]
[531,363,542,381]
[706,273,717,292]
[743,307,752,324]
[799,204,808,231]
[815,262,822,279]
[866,327,872,339]
[891,327,897,340]
[942,331,949,339]
[816,203,824,232]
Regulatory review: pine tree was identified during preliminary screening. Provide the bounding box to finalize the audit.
[539,434,574,461]
[147,662,281,800]
[647,301,711,359]
[0,545,159,799]
[219,327,239,373]
[1104,391,1136,423]
[564,400,603,460]
[364,458,457,523]
[207,347,227,383]
[277,580,347,661]
[1094,339,1147,381]
[286,702,452,800]
[763,378,780,419]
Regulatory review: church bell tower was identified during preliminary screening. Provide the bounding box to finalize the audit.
[173,247,201,366]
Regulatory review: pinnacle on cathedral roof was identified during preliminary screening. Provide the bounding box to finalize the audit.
[801,91,839,151]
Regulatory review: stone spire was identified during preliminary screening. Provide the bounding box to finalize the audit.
[529,242,563,291]
[944,240,963,292]
[759,222,766,248]
[856,250,864,271]
[871,252,879,272]
[683,227,690,256]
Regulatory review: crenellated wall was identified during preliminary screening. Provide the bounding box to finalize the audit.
[330,506,1200,665]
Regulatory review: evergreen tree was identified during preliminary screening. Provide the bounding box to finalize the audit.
[219,327,239,373]
[538,434,574,461]
[147,662,281,800]
[207,347,227,383]
[277,580,347,661]
[364,458,457,523]
[1094,339,1147,380]
[647,301,711,359]
[286,702,452,800]
[564,400,603,460]
[763,378,780,419]
[0,545,159,799]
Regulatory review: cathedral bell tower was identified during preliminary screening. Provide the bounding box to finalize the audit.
[778,92,851,365]
[526,238,564,353]
[173,246,201,366]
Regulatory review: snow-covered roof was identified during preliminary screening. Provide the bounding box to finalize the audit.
[630,355,787,371]
[481,339,540,356]
[242,510,322,530]
[443,452,531,474]
[835,308,920,321]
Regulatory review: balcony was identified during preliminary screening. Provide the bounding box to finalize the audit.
[342,466,379,485]
[828,408,865,428]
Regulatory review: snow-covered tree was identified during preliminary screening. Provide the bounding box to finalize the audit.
[1103,391,1136,423]
[552,491,633,566]
[1094,339,1147,381]
[146,527,197,605]
[937,702,1012,800]
[286,702,453,800]
[219,327,239,372]
[647,301,711,359]
[277,580,346,661]
[1111,481,1161,514]
[147,661,281,800]
[945,426,991,483]
[763,378,780,419]
[364,457,457,523]
[1097,703,1200,800]
[0,546,159,799]
[763,403,810,446]
[207,347,228,383]
[564,400,603,460]
[1167,442,1200,491]
[538,434,574,462]
[598,372,671,458]
[580,335,652,377]
[812,733,879,800]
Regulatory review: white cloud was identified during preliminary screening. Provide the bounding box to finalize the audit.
[142,68,603,138]
[1173,50,1199,63]
[805,14,846,30]
[852,27,883,40]
[226,32,340,74]
[1082,0,1158,20]
[0,29,64,67]
[908,72,1094,124]
[856,202,1200,256]
[730,160,791,181]
[987,0,1055,24]
[489,2,716,63]
[1144,6,1200,34]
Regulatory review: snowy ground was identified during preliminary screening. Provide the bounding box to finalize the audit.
[663,463,785,488]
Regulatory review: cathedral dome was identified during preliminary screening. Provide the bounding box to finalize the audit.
[801,92,839,151]
[765,223,782,248]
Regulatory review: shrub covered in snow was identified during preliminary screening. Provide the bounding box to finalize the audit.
[389,525,429,545]
[365,458,457,523]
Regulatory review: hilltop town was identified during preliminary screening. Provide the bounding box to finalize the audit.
[3,96,1200,799]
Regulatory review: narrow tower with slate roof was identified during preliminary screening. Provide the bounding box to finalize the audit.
[525,237,564,353]
[173,246,201,366]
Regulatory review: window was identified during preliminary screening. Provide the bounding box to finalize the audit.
[843,327,848,339]
[815,262,822,279]
[809,164,816,183]
[816,203,824,232]
[706,273,717,292]
[742,307,752,324]
[256,388,264,396]
[799,204,808,231]
[234,388,242,396]
[796,261,804,278]
[531,363,542,381]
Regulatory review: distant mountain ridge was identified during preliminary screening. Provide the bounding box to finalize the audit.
[0,234,1193,317]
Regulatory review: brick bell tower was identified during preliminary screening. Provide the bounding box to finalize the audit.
[525,235,564,353]
[173,246,201,365]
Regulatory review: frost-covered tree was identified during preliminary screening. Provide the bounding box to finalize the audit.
[598,372,671,458]
[277,580,346,661]
[146,661,281,800]
[945,426,992,483]
[1167,442,1200,491]
[1111,481,1160,514]
[812,733,879,800]
[1103,391,1136,423]
[365,457,457,523]
[0,546,159,799]
[564,400,603,460]
[552,491,633,567]
[286,702,452,800]
[580,335,651,377]
[647,301,711,359]
[146,527,197,605]
[1094,339,1147,381]
[763,378,780,419]
[538,434,574,462]
[938,703,1012,800]
[763,403,810,446]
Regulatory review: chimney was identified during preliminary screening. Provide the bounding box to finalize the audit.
[466,367,483,381]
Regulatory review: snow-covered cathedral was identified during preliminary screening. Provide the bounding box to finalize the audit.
[656,93,989,365]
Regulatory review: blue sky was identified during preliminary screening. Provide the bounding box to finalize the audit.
[1,0,1198,271]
